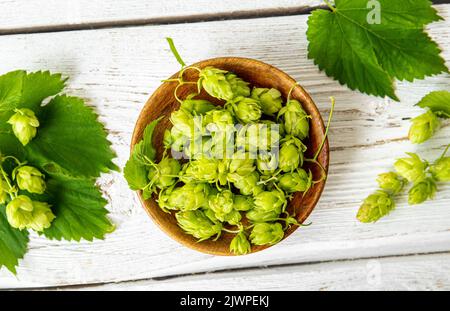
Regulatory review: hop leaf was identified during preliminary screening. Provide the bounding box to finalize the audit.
[14,165,46,194]
[416,91,450,118]
[251,88,283,117]
[408,110,440,144]
[429,157,450,182]
[249,222,284,246]
[376,172,406,195]
[230,231,251,255]
[394,153,428,183]
[175,210,222,241]
[408,178,437,205]
[7,108,39,146]
[357,191,395,223]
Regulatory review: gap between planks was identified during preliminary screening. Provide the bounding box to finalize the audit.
[0,5,327,36]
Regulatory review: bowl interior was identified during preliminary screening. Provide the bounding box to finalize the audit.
[131,57,329,255]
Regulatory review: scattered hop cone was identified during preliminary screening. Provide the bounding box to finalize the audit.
[251,88,283,117]
[230,231,251,255]
[167,183,211,211]
[278,169,312,193]
[249,222,284,246]
[408,178,437,205]
[277,100,309,140]
[14,166,46,194]
[208,190,235,221]
[394,153,427,183]
[7,108,40,146]
[233,195,254,211]
[0,178,9,204]
[175,210,222,241]
[229,97,262,124]
[6,195,55,232]
[429,157,450,182]
[376,172,406,195]
[226,73,250,98]
[357,191,395,223]
[199,67,234,101]
[408,110,440,144]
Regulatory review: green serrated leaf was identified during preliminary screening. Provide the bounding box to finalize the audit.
[27,95,118,178]
[124,152,148,191]
[416,90,450,118]
[0,70,25,113]
[42,175,115,241]
[0,206,29,274]
[21,71,67,111]
[307,0,448,101]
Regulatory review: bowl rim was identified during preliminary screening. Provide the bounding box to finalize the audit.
[131,56,329,256]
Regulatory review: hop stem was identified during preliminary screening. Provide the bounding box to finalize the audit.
[166,37,187,68]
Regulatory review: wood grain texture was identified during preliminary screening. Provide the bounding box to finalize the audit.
[71,252,450,291]
[0,0,323,33]
[0,5,449,289]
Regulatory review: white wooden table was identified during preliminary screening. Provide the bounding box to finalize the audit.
[0,1,449,291]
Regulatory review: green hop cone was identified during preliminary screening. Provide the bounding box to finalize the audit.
[226,73,250,98]
[224,209,242,225]
[376,172,406,195]
[155,158,181,189]
[181,159,219,183]
[249,222,284,246]
[278,169,312,193]
[208,190,234,221]
[277,100,310,140]
[175,210,222,241]
[429,157,450,182]
[230,231,251,255]
[6,195,55,232]
[167,183,211,211]
[247,190,286,222]
[229,151,255,177]
[278,137,306,173]
[228,97,262,124]
[256,151,278,174]
[170,109,195,137]
[14,166,46,194]
[233,195,254,211]
[181,97,216,115]
[7,108,40,146]
[394,153,428,183]
[251,88,283,117]
[199,67,234,101]
[408,178,437,205]
[0,178,9,204]
[408,110,440,144]
[357,191,395,223]
[228,171,263,196]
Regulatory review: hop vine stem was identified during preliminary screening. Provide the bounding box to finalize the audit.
[324,0,336,12]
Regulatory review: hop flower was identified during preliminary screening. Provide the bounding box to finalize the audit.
[228,171,263,196]
[278,137,306,173]
[408,178,437,205]
[394,153,428,183]
[247,190,285,222]
[278,169,312,193]
[233,195,254,211]
[429,157,450,182]
[277,100,310,140]
[180,98,216,115]
[230,231,251,255]
[228,97,262,124]
[223,209,242,225]
[376,172,406,195]
[408,110,440,144]
[6,195,55,232]
[251,88,283,117]
[206,109,235,128]
[7,108,40,146]
[167,183,211,211]
[170,109,195,137]
[256,151,278,174]
[155,158,181,189]
[357,191,395,223]
[181,159,219,183]
[226,73,250,98]
[14,166,46,194]
[199,67,234,101]
[249,223,284,246]
[228,151,255,177]
[0,178,9,204]
[175,210,222,241]
[208,190,235,221]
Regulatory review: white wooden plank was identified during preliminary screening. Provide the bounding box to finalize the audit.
[0,0,323,32]
[0,5,449,288]
[74,252,450,291]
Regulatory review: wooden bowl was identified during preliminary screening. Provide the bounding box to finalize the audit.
[131,57,329,256]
